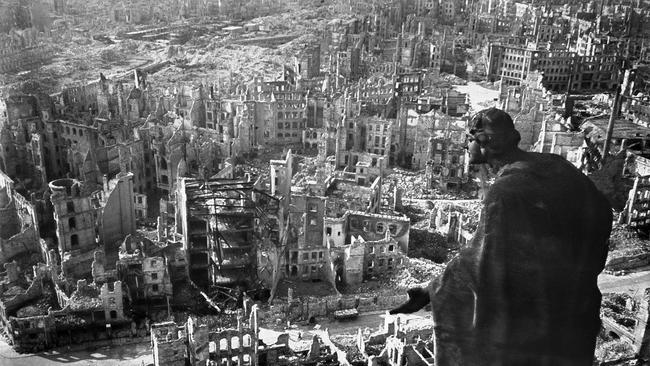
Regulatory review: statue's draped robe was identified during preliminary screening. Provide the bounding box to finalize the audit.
[431,153,612,366]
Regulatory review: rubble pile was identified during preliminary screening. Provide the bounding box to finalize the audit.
[384,169,433,200]
[349,257,445,293]
[400,317,435,332]
[594,335,635,363]
[293,155,335,189]
[364,344,384,356]
[183,43,288,75]
[238,159,271,184]
[407,229,451,263]
[276,278,337,298]
[389,257,445,289]
[16,284,59,317]
[601,293,638,331]
[397,203,427,225]
[608,224,650,257]
[53,314,87,328]
[191,313,238,330]
[253,6,342,35]
[6,38,152,95]
[276,33,321,55]
[330,334,365,366]
[68,287,103,311]
[605,224,650,271]
[1,285,26,301]
[15,305,45,317]
[152,23,323,88]
[433,201,482,232]
[440,73,468,85]
[384,168,477,201]
[288,339,314,353]
[171,280,212,313]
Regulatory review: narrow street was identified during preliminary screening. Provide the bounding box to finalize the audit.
[0,341,152,366]
[598,269,650,294]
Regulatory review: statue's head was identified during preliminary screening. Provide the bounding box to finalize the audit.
[467,108,521,165]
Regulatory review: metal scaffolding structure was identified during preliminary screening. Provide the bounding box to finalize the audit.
[181,178,280,292]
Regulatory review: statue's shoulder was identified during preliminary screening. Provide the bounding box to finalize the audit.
[485,174,530,205]
[489,154,560,200]
[499,152,577,180]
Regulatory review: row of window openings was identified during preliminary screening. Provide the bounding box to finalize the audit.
[362,90,391,97]
[291,264,321,275]
[212,336,253,351]
[368,257,399,268]
[368,136,387,146]
[277,112,304,119]
[277,132,299,138]
[205,111,222,122]
[369,244,395,254]
[343,151,385,164]
[211,355,253,366]
[63,126,84,137]
[401,86,419,93]
[541,67,569,74]
[277,122,305,129]
[293,251,324,262]
[347,221,397,234]
[538,58,572,66]
[273,89,300,96]
[546,75,569,82]
[367,124,387,132]
[433,154,461,164]
[503,71,524,78]
[504,49,526,57]
[502,63,525,71]
[504,54,526,62]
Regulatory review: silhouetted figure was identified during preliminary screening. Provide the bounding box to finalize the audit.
[392,108,612,366]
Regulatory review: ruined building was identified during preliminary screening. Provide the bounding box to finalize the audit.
[151,304,344,366]
[288,149,411,288]
[486,41,623,92]
[116,234,174,303]
[0,171,45,272]
[325,211,410,286]
[0,28,54,74]
[176,177,281,289]
[0,259,131,353]
[357,313,435,366]
[49,173,136,280]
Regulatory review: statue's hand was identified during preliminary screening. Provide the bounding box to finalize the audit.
[389,287,430,314]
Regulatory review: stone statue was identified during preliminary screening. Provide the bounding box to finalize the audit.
[391,108,612,366]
